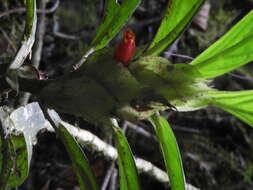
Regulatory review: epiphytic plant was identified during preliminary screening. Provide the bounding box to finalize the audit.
[1,0,253,190]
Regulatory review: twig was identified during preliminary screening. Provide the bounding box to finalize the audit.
[123,121,156,140]
[172,124,201,134]
[227,72,253,81]
[0,8,25,19]
[164,52,194,60]
[54,31,79,40]
[164,39,179,58]
[53,15,79,40]
[110,168,118,190]
[0,0,59,19]
[164,39,194,62]
[0,27,17,52]
[101,162,116,190]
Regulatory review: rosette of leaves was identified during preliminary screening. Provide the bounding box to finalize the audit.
[2,0,253,190]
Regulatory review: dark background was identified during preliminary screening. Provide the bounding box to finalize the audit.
[1,0,253,189]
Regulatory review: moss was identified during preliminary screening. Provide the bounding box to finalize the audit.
[179,1,237,58]
[194,7,237,49]
[243,163,253,184]
[56,0,100,32]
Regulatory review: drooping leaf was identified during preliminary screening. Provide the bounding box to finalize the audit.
[91,0,140,51]
[208,90,253,127]
[47,110,99,190]
[149,115,185,190]
[145,0,204,56]
[190,11,253,79]
[112,125,141,190]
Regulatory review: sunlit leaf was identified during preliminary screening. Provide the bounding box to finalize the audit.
[149,115,185,190]
[208,90,253,127]
[190,11,253,79]
[145,0,204,56]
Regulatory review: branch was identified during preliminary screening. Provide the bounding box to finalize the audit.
[0,0,59,19]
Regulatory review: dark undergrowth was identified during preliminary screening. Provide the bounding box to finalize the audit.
[1,0,253,189]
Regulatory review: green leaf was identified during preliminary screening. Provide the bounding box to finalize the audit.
[8,0,37,70]
[145,0,204,56]
[112,125,141,190]
[149,115,185,190]
[0,108,29,189]
[91,0,140,51]
[45,109,99,190]
[6,135,29,188]
[0,134,29,189]
[56,123,99,190]
[24,0,36,35]
[190,11,253,79]
[208,90,253,127]
[92,0,120,43]
[118,158,128,190]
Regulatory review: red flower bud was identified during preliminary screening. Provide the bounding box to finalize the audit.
[114,29,136,66]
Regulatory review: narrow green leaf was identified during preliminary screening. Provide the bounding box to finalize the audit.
[24,0,36,35]
[118,157,128,190]
[56,123,99,190]
[208,90,253,127]
[92,0,120,43]
[112,125,141,190]
[190,11,253,79]
[149,115,185,190]
[9,0,37,70]
[91,0,140,51]
[145,0,204,56]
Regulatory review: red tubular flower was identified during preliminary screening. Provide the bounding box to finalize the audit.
[114,29,136,66]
